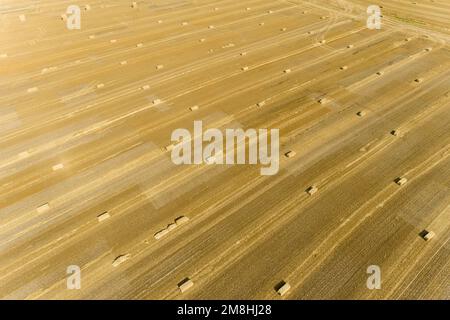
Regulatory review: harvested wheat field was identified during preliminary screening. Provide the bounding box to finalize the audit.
[0,0,449,300]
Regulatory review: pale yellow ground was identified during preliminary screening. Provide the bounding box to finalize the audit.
[0,0,449,299]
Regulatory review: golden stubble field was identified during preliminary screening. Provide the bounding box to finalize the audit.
[0,0,449,299]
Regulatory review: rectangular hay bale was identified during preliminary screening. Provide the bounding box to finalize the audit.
[175,216,189,225]
[112,254,130,267]
[306,186,318,195]
[37,203,50,213]
[277,282,291,296]
[396,177,408,186]
[285,151,296,158]
[178,278,194,293]
[154,229,169,240]
[97,211,111,222]
[422,230,435,241]
[52,163,64,171]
